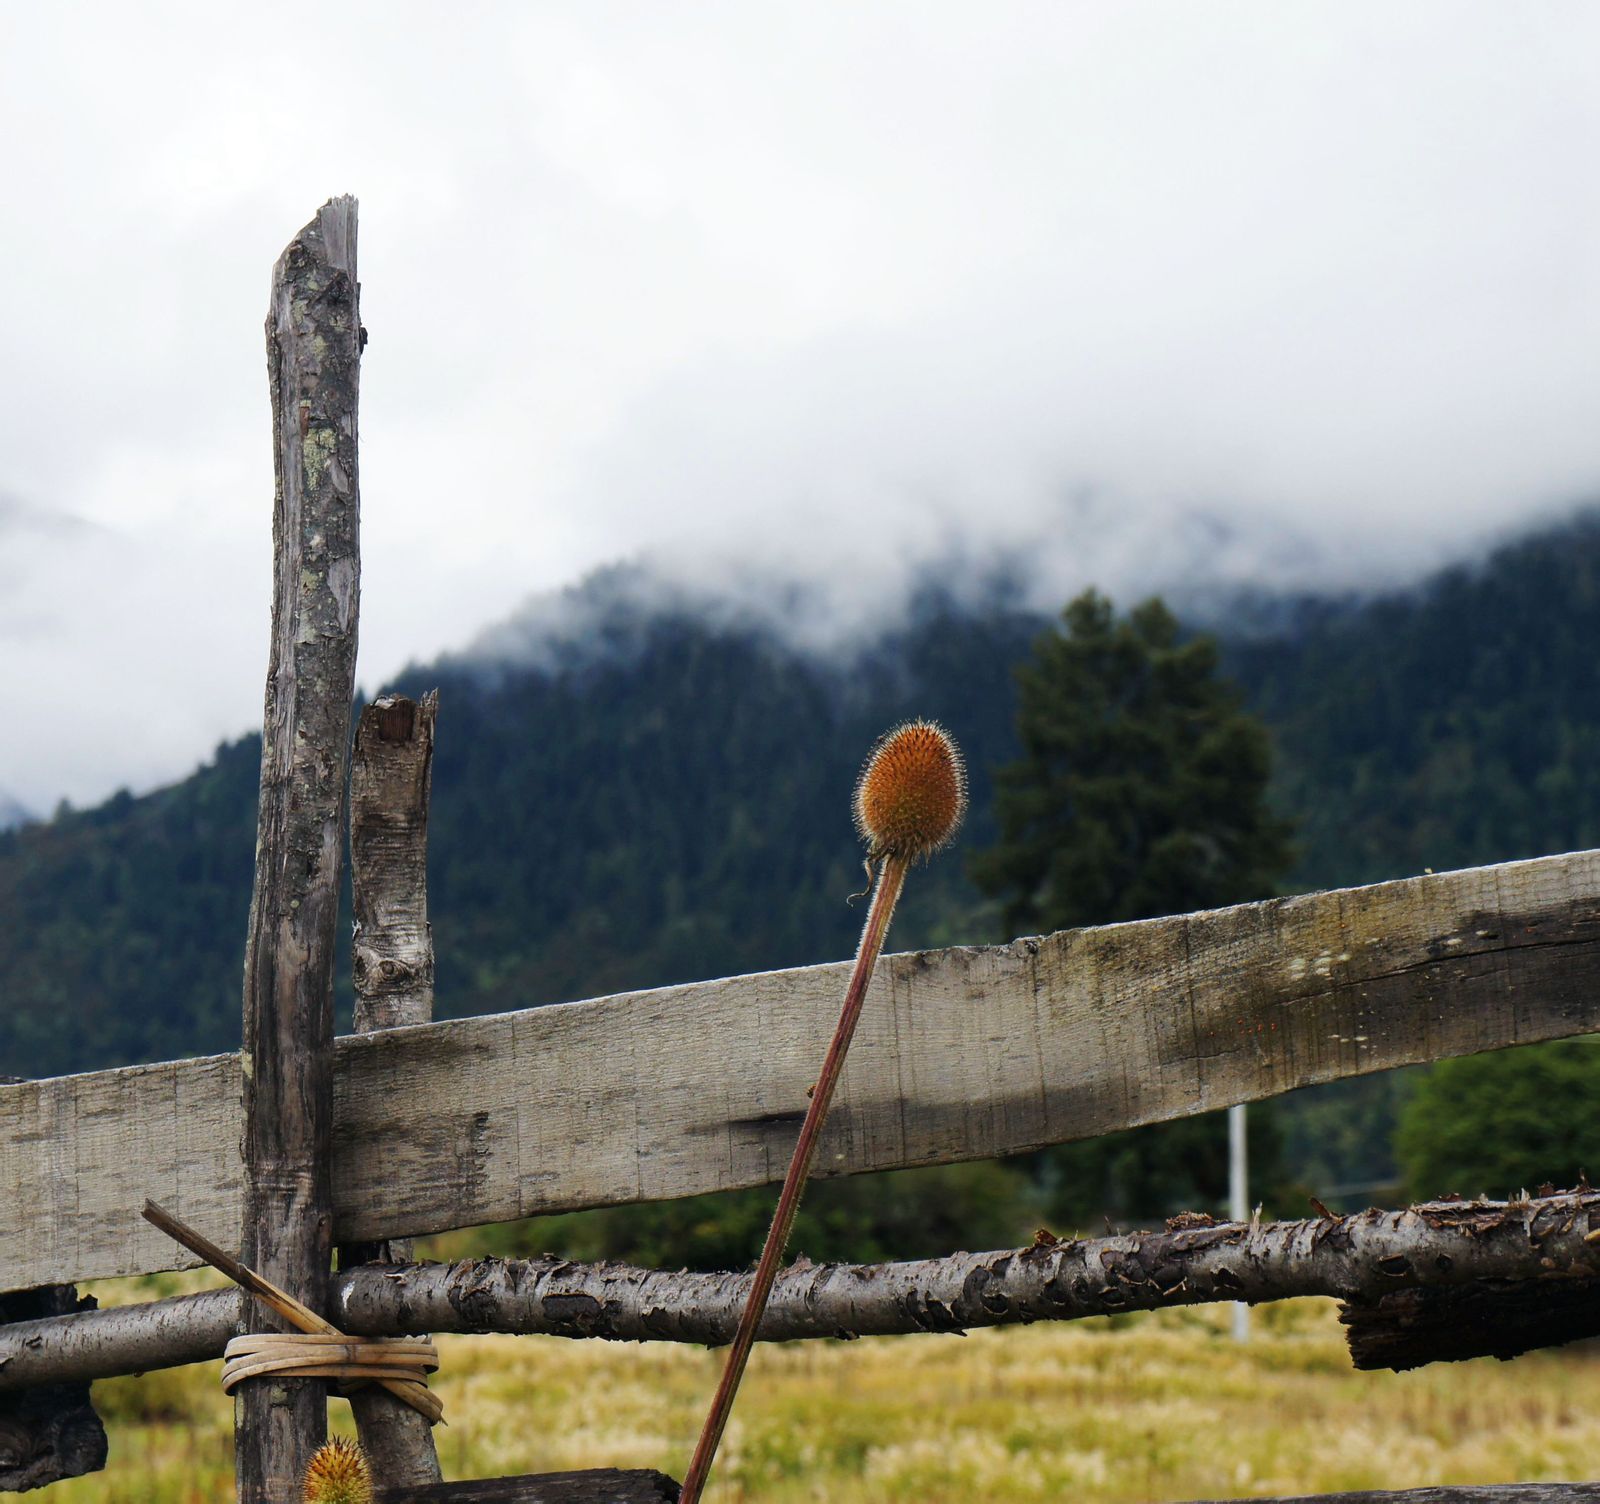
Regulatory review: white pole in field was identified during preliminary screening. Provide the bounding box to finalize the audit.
[1229,1102,1249,1342]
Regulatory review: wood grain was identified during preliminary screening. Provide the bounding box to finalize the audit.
[235,194,363,1504]
[349,692,438,1034]
[8,848,1600,1294]
[342,692,444,1485]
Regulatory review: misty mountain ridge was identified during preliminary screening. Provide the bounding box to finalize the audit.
[6,510,1600,1087]
[446,490,1597,689]
[450,552,1039,683]
[0,791,34,833]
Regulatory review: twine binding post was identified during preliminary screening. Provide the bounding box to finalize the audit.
[141,1198,443,1425]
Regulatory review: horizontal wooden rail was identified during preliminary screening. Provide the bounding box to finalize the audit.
[6,848,1600,1293]
[5,1194,1596,1391]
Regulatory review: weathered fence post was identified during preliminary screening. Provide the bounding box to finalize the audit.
[236,195,363,1504]
[340,691,444,1487]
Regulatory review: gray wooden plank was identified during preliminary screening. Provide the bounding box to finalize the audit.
[8,848,1600,1294]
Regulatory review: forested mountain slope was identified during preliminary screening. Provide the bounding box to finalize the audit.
[5,516,1599,1084]
[0,588,1037,1078]
[1229,513,1600,889]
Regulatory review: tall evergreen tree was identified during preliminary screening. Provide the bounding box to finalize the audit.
[972,590,1295,1228]
[972,591,1292,935]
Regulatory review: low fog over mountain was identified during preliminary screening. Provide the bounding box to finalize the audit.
[4,4,1599,811]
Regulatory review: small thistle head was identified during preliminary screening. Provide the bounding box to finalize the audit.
[303,1437,373,1504]
[853,719,967,863]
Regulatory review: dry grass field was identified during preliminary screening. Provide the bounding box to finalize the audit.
[42,1281,1600,1503]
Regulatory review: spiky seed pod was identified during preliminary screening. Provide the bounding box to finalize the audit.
[854,719,967,862]
[303,1437,374,1504]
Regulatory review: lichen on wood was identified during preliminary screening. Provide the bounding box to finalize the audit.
[237,194,363,1504]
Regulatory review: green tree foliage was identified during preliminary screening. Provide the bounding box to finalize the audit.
[448,1161,1039,1272]
[1396,1041,1600,1200]
[0,583,1036,1080]
[972,592,1292,936]
[971,590,1295,1228]
[1229,513,1600,890]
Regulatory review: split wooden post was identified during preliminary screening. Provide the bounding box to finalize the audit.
[236,195,363,1504]
[340,691,444,1487]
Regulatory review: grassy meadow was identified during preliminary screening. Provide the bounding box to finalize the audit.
[46,1281,1600,1503]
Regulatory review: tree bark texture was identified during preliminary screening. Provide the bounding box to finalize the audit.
[349,692,438,1033]
[237,195,362,1504]
[330,1195,1600,1349]
[342,691,443,1486]
[374,1471,680,1502]
[9,1195,1600,1393]
[0,1285,107,1492]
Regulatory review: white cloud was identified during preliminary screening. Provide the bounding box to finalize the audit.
[2,1,1598,807]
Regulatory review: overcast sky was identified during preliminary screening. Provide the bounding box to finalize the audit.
[2,2,1598,812]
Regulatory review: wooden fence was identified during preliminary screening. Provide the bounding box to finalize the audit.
[4,199,1599,1503]
[8,844,1600,1296]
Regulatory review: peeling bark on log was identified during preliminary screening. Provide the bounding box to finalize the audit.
[0,1286,107,1492]
[8,1195,1600,1391]
[342,691,443,1487]
[375,1470,680,1502]
[237,195,363,1504]
[329,1194,1600,1351]
[349,692,438,1033]
[1338,1191,1600,1370]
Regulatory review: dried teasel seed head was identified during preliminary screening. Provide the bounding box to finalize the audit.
[853,719,967,862]
[303,1437,374,1504]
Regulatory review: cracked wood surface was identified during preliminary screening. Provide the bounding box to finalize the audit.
[235,194,364,1504]
[342,691,444,1487]
[7,848,1600,1294]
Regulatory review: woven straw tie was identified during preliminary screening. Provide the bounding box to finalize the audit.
[141,1199,445,1427]
[222,1334,442,1423]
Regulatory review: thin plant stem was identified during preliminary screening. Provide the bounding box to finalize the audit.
[679,852,910,1502]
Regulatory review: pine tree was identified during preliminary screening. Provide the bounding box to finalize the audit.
[972,591,1292,935]
[971,590,1295,1227]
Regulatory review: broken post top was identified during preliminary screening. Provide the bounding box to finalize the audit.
[273,194,358,293]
